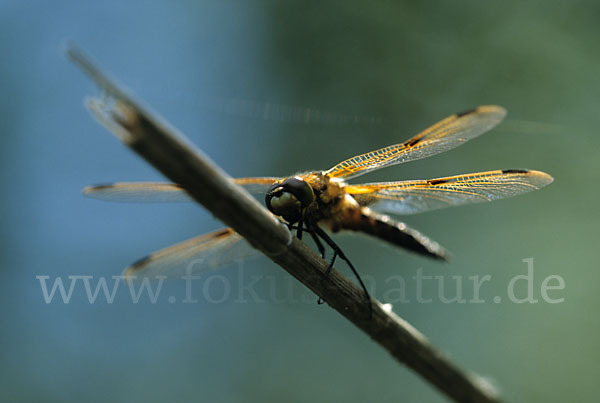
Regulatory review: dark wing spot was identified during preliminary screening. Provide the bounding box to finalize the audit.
[502,169,529,174]
[404,137,422,147]
[129,255,152,271]
[456,108,477,118]
[214,228,234,238]
[88,183,117,190]
[428,178,451,185]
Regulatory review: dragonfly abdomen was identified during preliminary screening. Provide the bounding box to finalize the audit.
[334,207,449,261]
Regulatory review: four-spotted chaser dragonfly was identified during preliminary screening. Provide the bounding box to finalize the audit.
[84,105,553,310]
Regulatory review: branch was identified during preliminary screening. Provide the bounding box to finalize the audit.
[68,46,502,403]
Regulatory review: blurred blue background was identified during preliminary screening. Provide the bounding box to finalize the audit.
[1,1,598,402]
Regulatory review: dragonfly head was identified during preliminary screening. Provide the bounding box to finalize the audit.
[265,176,315,223]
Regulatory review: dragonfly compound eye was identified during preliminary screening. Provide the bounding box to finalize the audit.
[265,177,315,223]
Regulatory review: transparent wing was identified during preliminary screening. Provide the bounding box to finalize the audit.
[83,177,281,202]
[233,177,281,193]
[325,105,506,179]
[124,228,261,278]
[346,169,553,215]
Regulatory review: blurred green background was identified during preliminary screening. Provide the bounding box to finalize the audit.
[1,1,598,402]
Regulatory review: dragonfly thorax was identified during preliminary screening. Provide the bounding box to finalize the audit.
[265,176,315,223]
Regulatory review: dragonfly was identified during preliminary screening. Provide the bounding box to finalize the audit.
[84,105,553,311]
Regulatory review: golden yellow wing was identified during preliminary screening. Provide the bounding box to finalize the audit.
[325,105,506,179]
[124,228,260,278]
[82,177,280,202]
[346,169,553,214]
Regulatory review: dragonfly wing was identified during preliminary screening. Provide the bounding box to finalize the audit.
[325,105,506,179]
[124,228,261,278]
[233,177,281,195]
[83,177,281,202]
[346,169,553,215]
[83,182,192,202]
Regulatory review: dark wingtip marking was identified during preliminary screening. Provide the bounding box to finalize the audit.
[82,183,115,196]
[86,183,117,191]
[428,178,451,185]
[502,169,530,174]
[214,228,234,238]
[129,255,152,271]
[404,137,422,147]
[456,108,477,118]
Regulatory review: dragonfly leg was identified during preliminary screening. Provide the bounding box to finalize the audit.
[296,218,304,240]
[323,249,337,279]
[310,223,372,318]
[289,222,328,306]
[306,224,328,305]
[288,220,307,240]
[308,229,326,259]
[315,249,337,305]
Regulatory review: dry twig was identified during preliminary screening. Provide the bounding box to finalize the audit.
[68,46,502,403]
